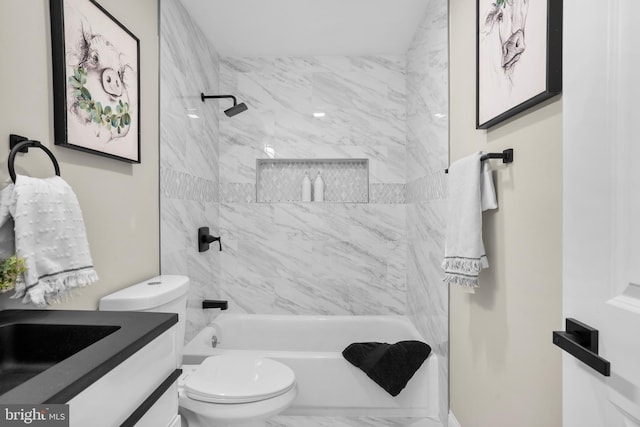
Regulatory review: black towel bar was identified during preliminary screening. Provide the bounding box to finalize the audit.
[8,135,61,183]
[445,148,514,174]
[480,148,514,163]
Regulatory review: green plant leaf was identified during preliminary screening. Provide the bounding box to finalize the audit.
[0,256,26,292]
[81,87,92,100]
[69,77,82,88]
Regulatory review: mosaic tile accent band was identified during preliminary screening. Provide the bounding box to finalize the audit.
[369,183,406,204]
[257,159,369,203]
[220,183,256,203]
[161,166,218,203]
[406,172,447,203]
[221,182,406,204]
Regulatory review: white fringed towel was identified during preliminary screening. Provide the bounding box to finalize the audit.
[9,175,98,306]
[0,185,15,260]
[442,152,498,291]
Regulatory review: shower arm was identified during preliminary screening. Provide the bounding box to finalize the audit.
[201,93,238,106]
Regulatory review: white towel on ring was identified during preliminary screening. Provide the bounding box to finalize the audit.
[0,185,15,260]
[442,152,498,291]
[9,174,98,306]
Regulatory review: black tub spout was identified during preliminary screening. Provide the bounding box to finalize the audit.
[202,300,228,310]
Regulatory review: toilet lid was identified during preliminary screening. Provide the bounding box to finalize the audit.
[184,355,296,404]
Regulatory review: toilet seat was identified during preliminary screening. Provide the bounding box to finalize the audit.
[183,355,296,404]
[179,381,297,425]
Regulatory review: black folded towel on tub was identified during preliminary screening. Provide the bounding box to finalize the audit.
[342,340,432,397]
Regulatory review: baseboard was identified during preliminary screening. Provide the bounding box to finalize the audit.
[449,411,461,427]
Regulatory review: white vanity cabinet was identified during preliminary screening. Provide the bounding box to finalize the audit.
[0,310,179,427]
[67,325,179,427]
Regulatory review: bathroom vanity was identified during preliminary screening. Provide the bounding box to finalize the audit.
[0,309,180,427]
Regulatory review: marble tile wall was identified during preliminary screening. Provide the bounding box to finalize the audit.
[219,56,406,186]
[405,2,450,426]
[161,3,449,425]
[218,55,408,316]
[219,202,407,315]
[159,0,221,342]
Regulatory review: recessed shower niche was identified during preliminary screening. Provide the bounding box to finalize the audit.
[256,159,369,203]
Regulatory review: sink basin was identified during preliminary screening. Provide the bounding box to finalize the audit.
[0,323,119,395]
[0,310,177,406]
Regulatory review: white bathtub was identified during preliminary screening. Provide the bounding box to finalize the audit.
[182,314,439,419]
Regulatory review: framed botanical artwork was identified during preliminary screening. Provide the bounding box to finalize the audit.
[50,0,140,163]
[476,0,562,129]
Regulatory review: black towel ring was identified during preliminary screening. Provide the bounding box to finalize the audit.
[8,140,61,183]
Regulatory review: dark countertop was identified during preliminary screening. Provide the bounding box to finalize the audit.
[0,309,177,404]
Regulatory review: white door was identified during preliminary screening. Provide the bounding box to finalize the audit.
[563,0,640,426]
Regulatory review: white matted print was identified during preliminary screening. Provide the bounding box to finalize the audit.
[51,0,140,162]
[476,0,562,129]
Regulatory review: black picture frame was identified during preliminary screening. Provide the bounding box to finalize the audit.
[50,0,141,163]
[476,0,562,129]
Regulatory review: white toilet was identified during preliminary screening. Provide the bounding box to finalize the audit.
[99,275,297,427]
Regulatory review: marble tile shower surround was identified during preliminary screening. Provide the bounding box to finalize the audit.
[159,0,221,342]
[219,202,407,315]
[218,55,406,186]
[405,3,449,427]
[217,54,410,318]
[160,2,449,425]
[406,2,449,182]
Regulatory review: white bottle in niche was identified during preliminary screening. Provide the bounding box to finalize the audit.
[313,171,325,202]
[301,171,312,202]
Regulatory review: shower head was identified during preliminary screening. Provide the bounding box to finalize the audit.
[224,102,248,117]
[200,93,248,117]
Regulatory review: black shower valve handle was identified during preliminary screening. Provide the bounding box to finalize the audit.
[198,227,222,252]
[203,234,222,250]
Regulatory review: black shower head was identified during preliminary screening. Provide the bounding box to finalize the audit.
[200,93,248,117]
[224,102,248,117]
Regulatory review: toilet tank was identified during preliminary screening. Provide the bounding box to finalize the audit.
[99,275,189,366]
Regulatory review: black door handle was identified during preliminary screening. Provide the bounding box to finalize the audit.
[553,318,610,376]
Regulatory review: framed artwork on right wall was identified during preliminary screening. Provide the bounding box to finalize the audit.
[476,0,563,129]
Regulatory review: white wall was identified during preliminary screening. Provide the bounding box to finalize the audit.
[0,0,159,309]
[449,0,563,425]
